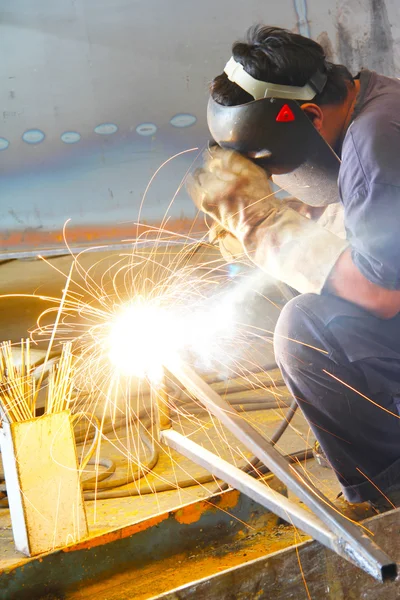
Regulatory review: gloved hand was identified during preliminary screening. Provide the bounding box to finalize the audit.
[188,148,348,294]
[188,147,278,243]
[208,222,247,263]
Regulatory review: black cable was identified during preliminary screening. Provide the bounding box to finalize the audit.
[270,398,298,445]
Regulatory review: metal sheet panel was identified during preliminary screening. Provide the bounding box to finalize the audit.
[1,0,399,255]
[157,509,400,600]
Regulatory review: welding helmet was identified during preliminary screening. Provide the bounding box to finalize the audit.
[207,57,341,206]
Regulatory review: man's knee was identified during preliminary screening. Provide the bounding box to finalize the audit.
[274,293,325,371]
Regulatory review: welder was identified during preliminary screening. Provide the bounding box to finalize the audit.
[188,25,400,511]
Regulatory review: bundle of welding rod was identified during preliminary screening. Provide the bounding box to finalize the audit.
[0,340,74,423]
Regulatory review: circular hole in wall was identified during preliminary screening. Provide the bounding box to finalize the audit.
[22,129,45,144]
[170,114,197,128]
[94,123,118,135]
[136,123,158,136]
[0,138,10,150]
[61,131,81,144]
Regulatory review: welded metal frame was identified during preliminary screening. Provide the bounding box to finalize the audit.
[162,429,340,550]
[164,359,397,583]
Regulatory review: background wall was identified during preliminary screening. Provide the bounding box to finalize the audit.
[1,0,399,255]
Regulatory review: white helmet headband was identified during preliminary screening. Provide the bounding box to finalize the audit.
[224,56,327,102]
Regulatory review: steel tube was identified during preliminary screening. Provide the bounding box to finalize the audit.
[162,428,338,547]
[166,359,397,582]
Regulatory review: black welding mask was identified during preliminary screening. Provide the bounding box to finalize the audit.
[207,57,341,206]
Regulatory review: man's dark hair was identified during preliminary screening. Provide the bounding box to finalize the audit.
[211,25,354,107]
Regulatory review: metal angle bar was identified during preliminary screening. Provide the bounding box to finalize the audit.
[162,428,338,550]
[166,359,396,582]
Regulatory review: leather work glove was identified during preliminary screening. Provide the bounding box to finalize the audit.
[187,148,348,294]
[208,222,247,262]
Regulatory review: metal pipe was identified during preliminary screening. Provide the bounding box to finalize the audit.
[166,359,397,582]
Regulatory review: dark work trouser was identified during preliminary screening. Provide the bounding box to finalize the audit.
[273,293,400,503]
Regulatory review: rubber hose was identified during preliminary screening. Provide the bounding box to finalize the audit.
[246,398,299,476]
[270,398,298,446]
[173,390,288,406]
[173,401,281,415]
[80,381,300,499]
[81,419,159,490]
[71,365,301,500]
[208,397,299,494]
[83,448,310,501]
[81,458,116,486]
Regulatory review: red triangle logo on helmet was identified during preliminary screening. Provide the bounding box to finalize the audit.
[276,104,295,122]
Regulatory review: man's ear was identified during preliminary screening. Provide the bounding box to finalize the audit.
[300,103,324,131]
